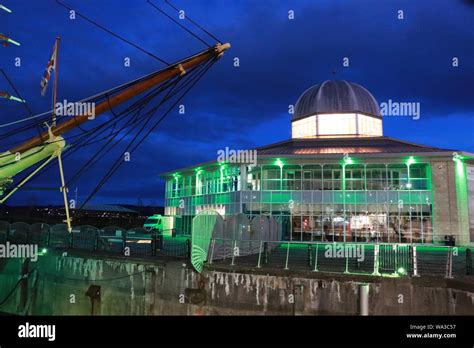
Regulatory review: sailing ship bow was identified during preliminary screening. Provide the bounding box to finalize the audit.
[0,42,230,192]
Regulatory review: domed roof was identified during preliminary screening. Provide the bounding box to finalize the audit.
[294,80,381,120]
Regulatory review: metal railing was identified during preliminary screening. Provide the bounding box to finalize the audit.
[207,238,473,278]
[0,221,191,259]
[0,220,471,278]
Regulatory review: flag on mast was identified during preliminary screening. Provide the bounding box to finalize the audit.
[40,40,58,96]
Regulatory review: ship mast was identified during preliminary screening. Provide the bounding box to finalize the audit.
[0,42,230,220]
[9,42,230,155]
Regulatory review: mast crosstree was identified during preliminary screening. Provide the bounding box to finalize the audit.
[0,0,229,232]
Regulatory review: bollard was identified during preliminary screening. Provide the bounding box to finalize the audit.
[359,284,369,316]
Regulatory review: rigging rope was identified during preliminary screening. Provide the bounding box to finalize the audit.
[8,57,214,198]
[79,57,217,208]
[147,0,212,47]
[65,76,184,186]
[164,0,222,43]
[55,0,170,65]
[0,1,226,207]
[0,65,183,151]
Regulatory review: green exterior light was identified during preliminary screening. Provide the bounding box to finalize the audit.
[405,156,416,190]
[406,156,416,165]
[453,153,469,234]
[275,158,284,168]
[219,163,226,172]
[453,153,466,177]
[455,159,465,177]
[343,156,354,165]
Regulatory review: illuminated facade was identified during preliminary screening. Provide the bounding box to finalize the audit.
[163,80,474,246]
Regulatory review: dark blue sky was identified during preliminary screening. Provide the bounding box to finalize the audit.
[0,0,473,206]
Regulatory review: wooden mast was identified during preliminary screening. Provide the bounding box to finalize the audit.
[9,43,230,154]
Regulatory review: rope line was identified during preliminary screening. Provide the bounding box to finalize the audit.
[164,0,222,43]
[56,0,170,65]
[147,0,211,47]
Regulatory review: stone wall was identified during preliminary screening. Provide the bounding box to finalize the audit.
[0,252,472,315]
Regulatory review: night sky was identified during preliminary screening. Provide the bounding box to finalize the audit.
[0,0,473,206]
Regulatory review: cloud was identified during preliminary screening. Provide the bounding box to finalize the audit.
[1,0,473,205]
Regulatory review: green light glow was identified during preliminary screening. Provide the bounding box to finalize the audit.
[275,158,284,168]
[343,156,354,165]
[406,156,416,165]
[454,156,465,177]
[397,267,407,276]
[453,155,469,238]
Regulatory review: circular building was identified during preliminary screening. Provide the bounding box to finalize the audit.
[163,80,474,248]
